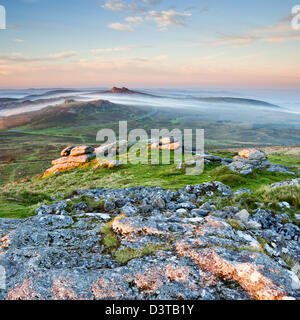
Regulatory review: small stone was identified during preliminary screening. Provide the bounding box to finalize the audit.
[265,244,280,257]
[177,202,197,210]
[104,199,115,212]
[73,202,88,212]
[196,197,204,205]
[176,208,188,216]
[121,203,137,216]
[85,213,111,220]
[188,217,204,223]
[290,271,300,290]
[206,191,214,197]
[244,220,262,230]
[234,189,252,196]
[227,161,253,175]
[271,242,277,248]
[152,197,165,209]
[278,202,291,210]
[234,209,249,223]
[139,205,153,214]
[191,209,210,217]
[200,202,212,211]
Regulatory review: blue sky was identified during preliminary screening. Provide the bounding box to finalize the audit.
[0,0,299,88]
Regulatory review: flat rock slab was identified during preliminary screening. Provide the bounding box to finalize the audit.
[0,183,299,300]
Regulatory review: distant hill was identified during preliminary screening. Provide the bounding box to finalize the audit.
[0,98,17,103]
[107,87,137,94]
[195,97,280,108]
[99,86,154,96]
[0,97,68,114]
[0,99,149,130]
[23,89,80,100]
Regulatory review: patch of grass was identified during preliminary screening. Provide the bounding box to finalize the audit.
[0,190,51,219]
[211,166,233,176]
[211,166,249,187]
[99,220,120,252]
[114,243,170,265]
[210,151,236,158]
[282,254,296,269]
[65,195,105,213]
[227,219,245,231]
[257,236,267,249]
[2,190,52,205]
[215,184,300,226]
[5,162,295,199]
[237,185,300,219]
[268,154,300,167]
[100,220,113,235]
[98,219,170,264]
[237,246,264,253]
[217,174,247,187]
[258,185,300,209]
[103,233,119,248]
[0,201,36,219]
[211,165,298,191]
[207,243,263,254]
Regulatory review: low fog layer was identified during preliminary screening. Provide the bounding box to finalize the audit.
[0,88,300,125]
[0,99,66,117]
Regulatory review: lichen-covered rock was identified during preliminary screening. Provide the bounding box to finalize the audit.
[227,149,295,175]
[43,145,96,176]
[238,149,267,161]
[267,165,296,175]
[52,155,91,166]
[228,161,253,175]
[70,146,94,157]
[270,178,300,188]
[35,201,68,216]
[235,209,250,223]
[227,149,296,175]
[1,183,299,300]
[96,159,122,168]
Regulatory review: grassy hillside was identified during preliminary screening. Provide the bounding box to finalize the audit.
[1,151,299,220]
[0,99,149,130]
[1,99,300,188]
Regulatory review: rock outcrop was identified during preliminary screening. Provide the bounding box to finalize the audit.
[43,144,299,177]
[108,87,137,94]
[270,178,300,189]
[227,149,297,175]
[151,137,181,151]
[43,141,131,176]
[0,182,299,300]
[43,146,96,176]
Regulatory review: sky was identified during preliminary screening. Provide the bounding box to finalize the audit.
[0,0,300,89]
